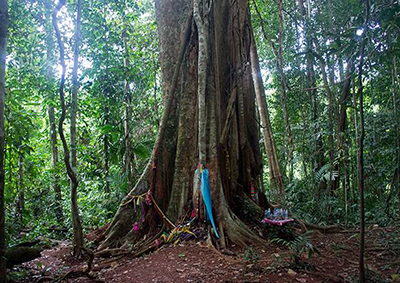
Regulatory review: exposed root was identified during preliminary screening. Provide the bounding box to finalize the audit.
[295,219,343,234]
[36,247,99,283]
[217,177,268,247]
[94,248,128,258]
[206,229,239,264]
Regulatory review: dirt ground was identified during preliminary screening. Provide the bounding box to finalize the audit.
[9,225,400,283]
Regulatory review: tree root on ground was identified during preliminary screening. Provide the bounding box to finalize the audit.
[95,247,128,258]
[36,247,99,283]
[295,219,343,234]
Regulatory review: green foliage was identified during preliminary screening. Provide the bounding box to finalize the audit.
[271,231,320,264]
[3,0,161,246]
[253,0,400,228]
[242,246,261,264]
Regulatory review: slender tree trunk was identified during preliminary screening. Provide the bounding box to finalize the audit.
[313,39,335,191]
[122,25,133,191]
[251,0,293,184]
[0,0,7,281]
[357,1,369,281]
[338,61,352,216]
[392,57,400,201]
[48,100,63,221]
[70,0,84,256]
[297,0,325,189]
[277,0,294,181]
[351,77,358,207]
[53,0,84,256]
[45,2,63,222]
[249,31,285,205]
[104,104,110,193]
[17,141,24,223]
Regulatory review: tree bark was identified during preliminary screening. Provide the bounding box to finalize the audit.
[53,0,84,256]
[100,0,267,250]
[0,0,7,281]
[70,0,84,256]
[194,0,210,166]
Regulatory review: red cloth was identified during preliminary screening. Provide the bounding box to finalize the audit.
[262,218,294,226]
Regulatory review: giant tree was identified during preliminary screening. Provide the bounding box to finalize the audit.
[99,0,268,250]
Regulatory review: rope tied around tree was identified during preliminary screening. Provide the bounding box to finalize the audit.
[120,189,175,230]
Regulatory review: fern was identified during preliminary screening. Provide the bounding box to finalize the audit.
[315,163,339,183]
[271,231,320,264]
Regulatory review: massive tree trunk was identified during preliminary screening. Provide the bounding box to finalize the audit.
[99,0,266,250]
[0,0,7,281]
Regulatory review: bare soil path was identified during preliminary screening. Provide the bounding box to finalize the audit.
[10,226,399,282]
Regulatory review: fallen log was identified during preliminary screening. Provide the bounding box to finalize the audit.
[6,246,42,268]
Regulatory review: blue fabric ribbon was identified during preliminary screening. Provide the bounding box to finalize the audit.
[200,167,219,238]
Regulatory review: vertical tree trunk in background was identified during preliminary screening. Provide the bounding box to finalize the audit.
[17,141,24,223]
[0,0,7,281]
[277,0,294,181]
[104,104,110,193]
[297,0,325,189]
[249,32,285,205]
[48,104,63,221]
[123,25,133,191]
[45,1,63,222]
[392,57,400,200]
[357,1,369,281]
[70,0,84,256]
[338,61,352,216]
[313,39,335,191]
[251,0,293,185]
[53,0,83,256]
[100,0,267,250]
